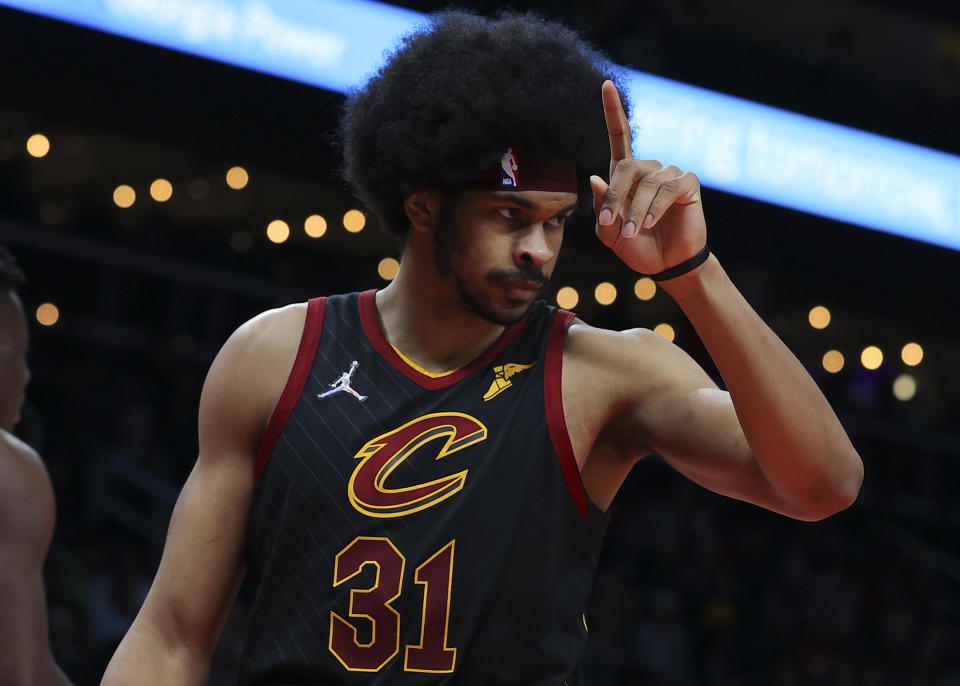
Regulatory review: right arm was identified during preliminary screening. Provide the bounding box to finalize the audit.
[101,304,307,685]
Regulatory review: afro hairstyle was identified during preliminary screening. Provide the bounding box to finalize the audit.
[339,9,629,240]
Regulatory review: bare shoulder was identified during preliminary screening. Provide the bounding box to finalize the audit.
[563,318,703,393]
[560,318,718,453]
[0,431,55,559]
[219,302,308,368]
[199,303,310,460]
[0,429,42,467]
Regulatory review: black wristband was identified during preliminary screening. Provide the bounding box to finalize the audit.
[648,244,711,282]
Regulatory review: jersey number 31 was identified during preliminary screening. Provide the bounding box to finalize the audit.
[329,536,457,673]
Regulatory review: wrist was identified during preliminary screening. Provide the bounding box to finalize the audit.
[658,252,726,303]
[646,243,711,282]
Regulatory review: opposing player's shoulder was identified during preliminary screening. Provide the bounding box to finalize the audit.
[0,428,41,465]
[0,430,55,553]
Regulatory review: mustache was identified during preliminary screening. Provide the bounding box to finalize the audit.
[487,268,550,286]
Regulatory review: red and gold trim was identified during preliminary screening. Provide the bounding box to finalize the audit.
[358,289,530,391]
[253,296,326,482]
[544,309,590,521]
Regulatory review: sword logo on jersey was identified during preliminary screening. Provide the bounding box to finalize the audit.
[348,413,487,518]
[482,361,535,401]
[319,360,368,402]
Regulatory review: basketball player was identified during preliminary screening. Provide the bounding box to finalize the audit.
[102,11,862,684]
[0,247,74,685]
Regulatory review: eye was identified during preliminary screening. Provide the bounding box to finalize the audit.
[496,207,521,220]
[546,214,569,229]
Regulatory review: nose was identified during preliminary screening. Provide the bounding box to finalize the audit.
[514,224,554,269]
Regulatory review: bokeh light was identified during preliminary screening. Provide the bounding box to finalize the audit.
[378,257,400,280]
[26,133,50,158]
[822,350,845,373]
[556,287,579,309]
[150,178,173,202]
[654,323,675,341]
[861,346,883,370]
[226,166,249,189]
[343,209,366,233]
[892,374,917,401]
[901,342,923,366]
[595,282,617,305]
[808,305,831,329]
[634,277,656,301]
[35,303,59,326]
[113,185,136,208]
[266,219,290,244]
[305,214,327,238]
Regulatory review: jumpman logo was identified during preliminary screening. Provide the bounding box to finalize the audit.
[318,360,368,402]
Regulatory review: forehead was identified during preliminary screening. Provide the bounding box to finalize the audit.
[462,189,579,212]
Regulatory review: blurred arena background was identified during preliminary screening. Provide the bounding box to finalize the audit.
[1,0,959,683]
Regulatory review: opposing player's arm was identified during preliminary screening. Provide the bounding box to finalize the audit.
[0,436,73,685]
[570,259,862,521]
[101,304,306,685]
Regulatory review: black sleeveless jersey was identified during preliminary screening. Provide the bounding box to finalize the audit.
[239,290,608,685]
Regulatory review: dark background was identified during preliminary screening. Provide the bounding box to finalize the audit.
[1,0,960,683]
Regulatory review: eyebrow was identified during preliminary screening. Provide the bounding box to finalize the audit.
[489,192,579,214]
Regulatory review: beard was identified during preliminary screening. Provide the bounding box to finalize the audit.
[433,200,549,326]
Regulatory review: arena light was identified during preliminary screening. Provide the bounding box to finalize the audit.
[901,342,923,366]
[150,178,173,202]
[808,305,831,330]
[634,277,656,301]
[304,214,327,237]
[654,323,675,342]
[822,350,844,373]
[377,257,399,280]
[556,286,579,309]
[35,302,59,326]
[113,184,136,208]
[226,166,249,190]
[4,0,959,251]
[26,133,50,158]
[266,219,290,243]
[594,282,617,305]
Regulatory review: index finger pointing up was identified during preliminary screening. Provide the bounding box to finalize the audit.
[602,79,633,165]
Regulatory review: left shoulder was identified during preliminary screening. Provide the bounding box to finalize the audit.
[564,317,703,380]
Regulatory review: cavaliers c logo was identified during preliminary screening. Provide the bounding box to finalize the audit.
[347,412,487,518]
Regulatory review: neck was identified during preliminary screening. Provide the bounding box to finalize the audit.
[374,254,510,375]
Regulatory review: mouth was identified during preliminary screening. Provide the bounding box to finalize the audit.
[498,277,543,301]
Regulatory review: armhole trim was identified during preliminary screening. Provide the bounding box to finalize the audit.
[253,297,326,482]
[544,309,589,521]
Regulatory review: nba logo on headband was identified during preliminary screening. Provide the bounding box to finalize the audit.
[461,148,576,193]
[500,148,519,187]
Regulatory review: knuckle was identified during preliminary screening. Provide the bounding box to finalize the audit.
[603,188,621,204]
[639,174,660,189]
[661,179,680,193]
[613,158,634,175]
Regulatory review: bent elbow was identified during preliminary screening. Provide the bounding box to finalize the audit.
[797,451,865,522]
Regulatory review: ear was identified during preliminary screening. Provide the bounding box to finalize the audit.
[404,189,442,233]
